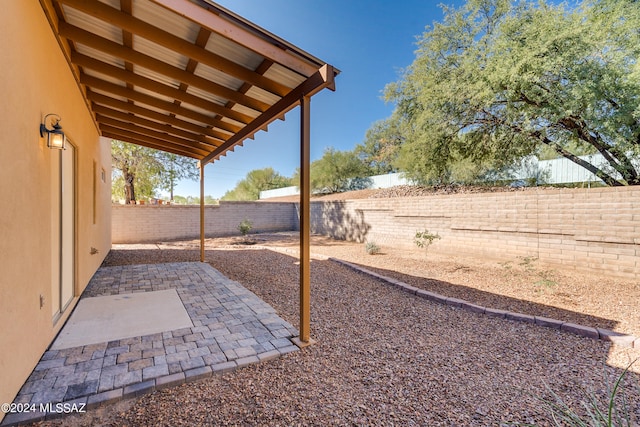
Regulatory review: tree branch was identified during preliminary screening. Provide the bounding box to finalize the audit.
[557,116,638,184]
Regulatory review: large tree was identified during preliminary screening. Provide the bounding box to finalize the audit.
[158,152,199,201]
[295,147,371,193]
[385,0,640,186]
[221,167,292,201]
[111,141,198,203]
[355,115,403,175]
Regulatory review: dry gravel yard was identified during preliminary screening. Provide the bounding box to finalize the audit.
[33,233,640,426]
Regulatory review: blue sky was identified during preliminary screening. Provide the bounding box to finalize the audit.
[170,0,464,198]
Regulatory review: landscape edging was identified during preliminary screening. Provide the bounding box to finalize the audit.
[328,257,638,348]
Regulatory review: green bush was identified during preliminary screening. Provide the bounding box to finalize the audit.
[237,219,252,236]
[365,241,381,255]
[414,229,441,256]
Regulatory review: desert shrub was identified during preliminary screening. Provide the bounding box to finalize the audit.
[522,361,638,427]
[414,229,441,256]
[365,241,381,255]
[237,219,252,236]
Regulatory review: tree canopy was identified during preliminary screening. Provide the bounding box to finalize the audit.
[355,115,403,175]
[221,167,292,201]
[158,153,199,201]
[294,147,372,193]
[111,140,198,203]
[385,0,640,186]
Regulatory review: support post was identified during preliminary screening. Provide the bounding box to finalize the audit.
[199,161,205,263]
[297,95,312,345]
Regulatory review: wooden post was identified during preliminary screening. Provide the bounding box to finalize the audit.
[199,161,205,263]
[297,95,312,345]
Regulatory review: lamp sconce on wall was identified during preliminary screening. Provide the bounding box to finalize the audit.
[40,113,66,150]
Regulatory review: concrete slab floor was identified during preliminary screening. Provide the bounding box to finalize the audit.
[51,289,193,350]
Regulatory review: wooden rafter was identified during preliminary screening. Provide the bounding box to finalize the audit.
[80,74,242,134]
[92,105,220,148]
[41,0,338,163]
[100,124,210,158]
[152,0,318,77]
[201,64,335,164]
[57,0,292,97]
[87,91,231,141]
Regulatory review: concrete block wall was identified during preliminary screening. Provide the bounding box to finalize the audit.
[309,186,640,279]
[112,202,296,243]
[112,187,639,279]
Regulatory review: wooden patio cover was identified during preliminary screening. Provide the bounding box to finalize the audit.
[39,0,339,344]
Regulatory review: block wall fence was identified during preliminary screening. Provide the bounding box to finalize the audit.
[112,187,640,279]
[111,202,297,243]
[308,186,640,279]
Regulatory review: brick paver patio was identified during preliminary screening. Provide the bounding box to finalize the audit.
[2,262,299,426]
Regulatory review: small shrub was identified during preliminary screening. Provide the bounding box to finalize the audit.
[521,361,638,427]
[365,241,381,255]
[414,229,441,256]
[237,219,252,236]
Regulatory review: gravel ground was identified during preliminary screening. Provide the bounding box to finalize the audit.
[33,234,640,426]
[167,232,640,337]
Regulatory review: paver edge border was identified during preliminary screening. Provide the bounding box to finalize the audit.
[0,346,299,427]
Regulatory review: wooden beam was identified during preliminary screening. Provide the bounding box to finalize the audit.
[96,114,212,152]
[88,91,231,141]
[72,52,258,124]
[151,0,318,77]
[101,130,202,159]
[58,0,291,97]
[97,117,211,153]
[100,124,209,158]
[93,105,220,148]
[80,74,242,134]
[200,64,335,165]
[72,51,269,115]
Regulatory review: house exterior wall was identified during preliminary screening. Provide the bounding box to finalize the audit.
[308,186,640,279]
[0,1,111,417]
[112,202,297,243]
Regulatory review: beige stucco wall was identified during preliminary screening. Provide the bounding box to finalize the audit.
[0,1,112,417]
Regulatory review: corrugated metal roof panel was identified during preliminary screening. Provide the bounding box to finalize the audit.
[132,35,190,70]
[134,64,182,90]
[178,102,222,118]
[83,68,126,87]
[90,87,129,103]
[185,85,230,108]
[263,63,307,89]
[244,86,281,106]
[133,102,173,116]
[135,86,178,105]
[132,0,200,44]
[193,62,244,92]
[230,104,261,120]
[74,45,125,69]
[204,32,264,70]
[62,4,122,44]
[97,0,120,9]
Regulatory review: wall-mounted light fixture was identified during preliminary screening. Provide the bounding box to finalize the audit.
[40,113,66,150]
